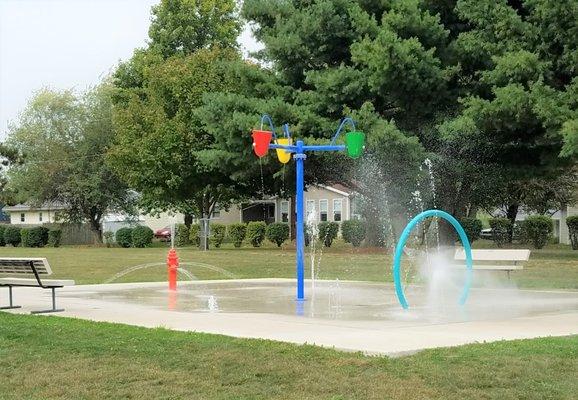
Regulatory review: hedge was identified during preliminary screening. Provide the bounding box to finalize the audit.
[266,222,289,247]
[318,221,339,247]
[341,220,366,247]
[247,221,266,247]
[211,223,226,248]
[0,225,5,246]
[132,226,154,248]
[175,224,191,247]
[489,218,511,248]
[4,226,21,247]
[228,223,247,248]
[457,218,482,243]
[116,227,134,248]
[189,223,200,247]
[47,229,62,247]
[21,227,48,247]
[525,215,553,249]
[567,215,578,250]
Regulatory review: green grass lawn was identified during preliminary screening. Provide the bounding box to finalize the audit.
[0,240,576,288]
[0,312,576,400]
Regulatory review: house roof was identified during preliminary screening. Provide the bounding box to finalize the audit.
[2,202,66,213]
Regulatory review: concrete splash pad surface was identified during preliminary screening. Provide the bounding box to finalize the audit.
[6,279,578,355]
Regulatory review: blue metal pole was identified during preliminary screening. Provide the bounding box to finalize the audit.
[295,140,306,301]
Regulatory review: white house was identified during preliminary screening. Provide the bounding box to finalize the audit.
[2,203,65,225]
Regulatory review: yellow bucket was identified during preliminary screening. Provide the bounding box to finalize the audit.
[275,138,293,164]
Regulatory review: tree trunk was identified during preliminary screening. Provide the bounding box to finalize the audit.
[506,203,519,243]
[89,219,103,244]
[184,213,193,227]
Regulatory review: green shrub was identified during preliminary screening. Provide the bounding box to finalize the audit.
[4,226,21,247]
[103,231,114,247]
[513,220,529,244]
[318,221,339,247]
[211,223,226,248]
[457,218,482,243]
[48,229,62,247]
[0,225,5,246]
[228,223,247,248]
[247,221,266,247]
[20,228,30,247]
[525,215,553,249]
[116,227,134,248]
[341,220,366,247]
[132,225,154,248]
[489,218,512,248]
[22,226,47,247]
[567,215,578,250]
[175,224,191,247]
[189,223,200,247]
[266,222,290,247]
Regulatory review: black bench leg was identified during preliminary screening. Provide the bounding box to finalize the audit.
[31,287,64,314]
[0,286,22,310]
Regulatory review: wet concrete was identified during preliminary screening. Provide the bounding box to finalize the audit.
[3,279,578,356]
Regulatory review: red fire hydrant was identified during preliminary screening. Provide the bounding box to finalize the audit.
[167,248,179,291]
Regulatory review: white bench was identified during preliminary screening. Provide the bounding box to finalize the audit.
[454,249,531,279]
[0,258,75,314]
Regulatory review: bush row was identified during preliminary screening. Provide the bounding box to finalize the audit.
[115,226,154,248]
[489,215,555,249]
[168,220,371,249]
[0,225,61,248]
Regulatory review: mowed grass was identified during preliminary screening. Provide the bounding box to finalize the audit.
[0,240,575,288]
[0,312,576,400]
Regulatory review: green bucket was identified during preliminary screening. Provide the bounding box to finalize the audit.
[345,131,365,159]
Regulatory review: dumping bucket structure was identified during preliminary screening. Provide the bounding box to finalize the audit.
[275,138,293,164]
[345,131,365,159]
[251,130,272,157]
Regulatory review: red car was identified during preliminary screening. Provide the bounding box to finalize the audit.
[154,226,171,240]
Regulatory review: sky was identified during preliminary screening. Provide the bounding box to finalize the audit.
[0,0,260,139]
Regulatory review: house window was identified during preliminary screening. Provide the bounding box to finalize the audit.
[212,205,220,219]
[333,199,342,222]
[319,200,328,222]
[20,213,25,222]
[306,200,316,219]
[351,197,361,220]
[281,201,289,223]
[39,212,43,222]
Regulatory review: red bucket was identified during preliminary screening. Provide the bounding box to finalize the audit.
[251,130,272,157]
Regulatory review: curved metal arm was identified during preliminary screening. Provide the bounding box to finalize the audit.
[259,114,277,139]
[282,123,291,138]
[330,117,356,145]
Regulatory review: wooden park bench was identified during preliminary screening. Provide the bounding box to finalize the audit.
[454,249,531,280]
[0,258,75,314]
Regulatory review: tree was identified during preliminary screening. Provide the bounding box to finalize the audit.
[4,85,134,242]
[148,0,240,58]
[242,0,578,244]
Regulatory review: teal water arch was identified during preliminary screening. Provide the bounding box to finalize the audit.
[393,209,473,309]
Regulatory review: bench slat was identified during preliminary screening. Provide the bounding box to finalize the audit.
[454,264,524,271]
[0,278,75,286]
[0,258,52,275]
[454,249,530,261]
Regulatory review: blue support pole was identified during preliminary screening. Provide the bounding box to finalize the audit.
[294,141,306,301]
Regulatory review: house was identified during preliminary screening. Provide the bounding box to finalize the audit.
[0,184,360,236]
[139,184,360,231]
[2,203,65,225]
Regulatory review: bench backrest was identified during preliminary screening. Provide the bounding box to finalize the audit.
[0,258,52,275]
[454,249,531,262]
